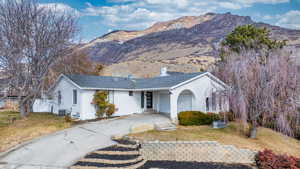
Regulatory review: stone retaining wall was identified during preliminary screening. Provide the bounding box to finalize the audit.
[140,141,257,164]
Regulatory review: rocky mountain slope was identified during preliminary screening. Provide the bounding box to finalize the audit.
[79,12,300,77]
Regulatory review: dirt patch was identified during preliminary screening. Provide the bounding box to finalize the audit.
[0,111,72,152]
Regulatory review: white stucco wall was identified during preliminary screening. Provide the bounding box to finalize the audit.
[79,90,96,120]
[0,100,4,108]
[113,91,145,116]
[51,77,81,117]
[33,99,54,113]
[74,90,147,120]
[157,91,170,114]
[170,74,229,121]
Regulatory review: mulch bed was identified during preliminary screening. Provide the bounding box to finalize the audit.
[137,161,254,169]
[98,145,138,152]
[85,153,140,160]
[74,160,143,168]
[113,139,137,145]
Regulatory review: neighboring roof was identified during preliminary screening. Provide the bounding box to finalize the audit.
[64,72,206,90]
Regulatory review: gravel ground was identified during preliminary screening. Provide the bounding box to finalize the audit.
[137,161,254,169]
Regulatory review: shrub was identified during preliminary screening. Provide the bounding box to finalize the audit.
[207,112,220,122]
[178,111,219,126]
[255,149,300,169]
[92,91,116,118]
[178,111,202,125]
[64,114,72,122]
[106,104,116,117]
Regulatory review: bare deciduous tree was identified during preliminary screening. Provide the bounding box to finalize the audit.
[44,49,103,90]
[215,49,299,138]
[0,0,78,117]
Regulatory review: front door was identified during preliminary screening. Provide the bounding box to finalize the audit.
[146,92,153,109]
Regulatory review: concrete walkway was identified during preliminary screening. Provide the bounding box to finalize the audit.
[0,114,170,169]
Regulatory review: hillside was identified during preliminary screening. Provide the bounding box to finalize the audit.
[79,12,300,77]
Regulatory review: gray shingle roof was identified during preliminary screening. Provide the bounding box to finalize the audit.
[65,72,205,90]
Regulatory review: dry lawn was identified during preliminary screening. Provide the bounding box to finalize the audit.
[129,123,300,157]
[0,110,72,152]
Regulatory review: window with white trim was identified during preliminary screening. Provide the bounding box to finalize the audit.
[212,92,216,111]
[129,91,133,96]
[58,91,61,105]
[206,97,209,111]
[73,89,77,104]
[219,96,222,111]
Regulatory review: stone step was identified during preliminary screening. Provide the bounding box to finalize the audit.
[116,144,139,149]
[70,159,146,169]
[79,156,143,165]
[94,150,139,155]
[155,123,177,131]
[85,153,140,161]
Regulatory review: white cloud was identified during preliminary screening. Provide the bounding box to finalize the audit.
[107,0,137,2]
[81,0,290,30]
[262,14,274,20]
[276,10,300,29]
[218,2,242,9]
[39,3,81,16]
[232,0,289,7]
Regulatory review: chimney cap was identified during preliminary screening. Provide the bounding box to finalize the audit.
[160,67,169,76]
[127,74,133,79]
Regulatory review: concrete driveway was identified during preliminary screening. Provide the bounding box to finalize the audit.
[0,114,170,169]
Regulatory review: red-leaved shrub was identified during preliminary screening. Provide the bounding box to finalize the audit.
[255,149,300,169]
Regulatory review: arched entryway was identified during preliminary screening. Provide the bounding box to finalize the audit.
[177,90,195,113]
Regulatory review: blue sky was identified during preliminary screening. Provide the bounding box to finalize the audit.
[38,0,300,42]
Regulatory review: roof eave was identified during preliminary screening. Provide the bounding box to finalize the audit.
[170,72,229,90]
[81,87,171,91]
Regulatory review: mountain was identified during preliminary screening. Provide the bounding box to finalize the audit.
[79,12,300,77]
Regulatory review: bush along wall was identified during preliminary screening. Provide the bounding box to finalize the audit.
[92,91,116,118]
[178,111,220,126]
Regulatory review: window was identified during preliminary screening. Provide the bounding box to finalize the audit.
[129,91,133,96]
[141,92,144,108]
[58,91,61,105]
[73,89,77,104]
[206,97,209,111]
[212,93,216,111]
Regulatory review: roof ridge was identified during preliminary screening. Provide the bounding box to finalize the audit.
[65,71,205,80]
[63,72,207,90]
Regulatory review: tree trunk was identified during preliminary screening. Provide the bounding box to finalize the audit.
[19,102,27,118]
[250,122,257,138]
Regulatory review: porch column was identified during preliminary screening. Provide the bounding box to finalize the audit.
[170,91,178,124]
